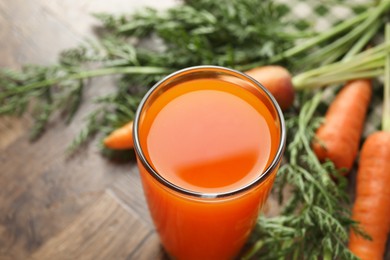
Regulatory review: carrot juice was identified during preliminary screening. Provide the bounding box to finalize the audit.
[133,66,285,260]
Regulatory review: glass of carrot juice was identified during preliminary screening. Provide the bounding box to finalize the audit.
[133,66,286,260]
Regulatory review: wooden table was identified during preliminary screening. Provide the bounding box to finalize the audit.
[0,1,175,259]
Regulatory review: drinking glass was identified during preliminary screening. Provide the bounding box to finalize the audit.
[133,66,286,260]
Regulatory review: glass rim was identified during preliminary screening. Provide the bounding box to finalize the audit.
[133,65,286,199]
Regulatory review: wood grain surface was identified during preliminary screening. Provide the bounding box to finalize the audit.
[0,1,175,259]
[32,191,153,260]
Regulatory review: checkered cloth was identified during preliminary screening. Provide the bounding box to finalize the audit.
[277,0,371,31]
[276,0,383,137]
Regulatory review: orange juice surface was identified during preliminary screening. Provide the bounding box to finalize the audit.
[137,77,280,260]
[141,78,278,192]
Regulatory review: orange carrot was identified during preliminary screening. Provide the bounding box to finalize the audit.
[349,24,390,259]
[312,79,372,172]
[348,132,390,260]
[245,66,295,111]
[103,121,134,150]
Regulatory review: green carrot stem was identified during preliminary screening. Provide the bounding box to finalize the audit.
[383,23,390,131]
[294,69,384,90]
[241,240,264,260]
[271,0,389,66]
[292,43,390,89]
[0,66,172,99]
[313,56,384,78]
[302,0,389,65]
[299,92,327,175]
[296,43,346,68]
[343,20,381,60]
[236,10,370,71]
[268,12,369,63]
[348,42,390,60]
[306,41,390,73]
[292,56,383,86]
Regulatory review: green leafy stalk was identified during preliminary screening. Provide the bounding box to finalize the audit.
[292,42,390,89]
[298,0,390,66]
[66,109,106,154]
[0,66,172,99]
[343,20,381,60]
[272,11,368,62]
[294,70,384,90]
[244,92,360,259]
[238,0,390,71]
[30,103,54,141]
[110,0,296,67]
[237,10,370,71]
[384,23,390,131]
[296,44,389,78]
[65,80,84,124]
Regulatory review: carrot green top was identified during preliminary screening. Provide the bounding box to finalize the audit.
[383,23,390,131]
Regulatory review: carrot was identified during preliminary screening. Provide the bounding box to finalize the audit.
[312,79,372,172]
[103,121,134,150]
[348,132,390,259]
[245,66,295,111]
[348,23,390,260]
